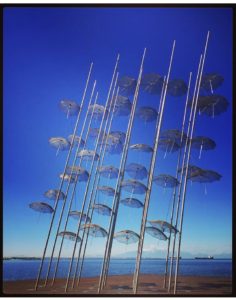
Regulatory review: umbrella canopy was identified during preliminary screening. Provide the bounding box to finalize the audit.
[44,189,65,201]
[136,106,158,122]
[130,143,153,153]
[148,220,178,234]
[29,202,54,214]
[109,131,126,144]
[153,174,179,188]
[58,231,81,242]
[200,73,224,92]
[81,224,108,237]
[77,149,99,161]
[121,179,148,195]
[118,76,137,96]
[88,104,108,120]
[59,100,80,117]
[167,79,187,97]
[59,172,88,183]
[178,165,203,179]
[145,226,168,240]
[114,230,140,244]
[98,165,119,179]
[69,211,91,222]
[49,137,70,151]
[93,204,113,216]
[65,166,89,181]
[158,138,180,153]
[160,129,187,147]
[192,95,229,117]
[114,95,132,116]
[97,186,116,197]
[140,73,164,94]
[189,168,222,183]
[89,128,107,141]
[190,136,216,150]
[67,135,85,148]
[125,163,148,180]
[105,142,124,155]
[120,197,144,208]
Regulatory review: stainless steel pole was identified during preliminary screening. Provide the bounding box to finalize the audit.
[34,62,93,290]
[173,31,210,295]
[133,41,176,295]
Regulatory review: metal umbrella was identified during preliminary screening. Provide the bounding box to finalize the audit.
[113,95,132,116]
[129,143,153,153]
[158,138,180,158]
[109,131,126,144]
[114,230,140,244]
[145,226,168,240]
[190,136,216,159]
[118,75,137,96]
[148,220,178,234]
[192,95,229,117]
[189,168,222,183]
[153,174,179,188]
[125,163,148,180]
[88,104,108,120]
[69,211,91,222]
[44,189,65,201]
[58,231,81,243]
[77,149,99,161]
[136,106,158,122]
[65,166,89,181]
[67,135,85,148]
[59,100,80,118]
[89,128,107,141]
[121,179,148,195]
[120,198,144,208]
[29,202,54,214]
[160,129,187,147]
[97,186,116,197]
[93,204,113,216]
[200,73,224,93]
[98,166,119,179]
[49,137,70,155]
[140,73,164,94]
[81,224,108,237]
[167,79,187,97]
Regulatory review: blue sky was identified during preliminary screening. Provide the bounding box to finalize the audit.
[3,7,232,259]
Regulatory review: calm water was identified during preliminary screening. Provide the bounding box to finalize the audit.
[3,258,232,281]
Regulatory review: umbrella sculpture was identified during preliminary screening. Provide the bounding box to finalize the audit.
[81,224,108,237]
[190,136,216,159]
[145,226,168,241]
[44,189,66,201]
[125,163,148,180]
[49,137,70,156]
[200,73,224,93]
[59,100,80,118]
[113,95,132,116]
[88,104,108,120]
[93,204,113,216]
[117,75,137,96]
[120,198,144,208]
[98,166,119,179]
[129,143,154,153]
[29,202,54,214]
[65,166,89,181]
[148,220,178,234]
[136,106,158,122]
[140,73,164,94]
[190,94,229,118]
[167,79,187,97]
[69,211,91,222]
[153,174,179,188]
[97,186,116,197]
[77,149,99,161]
[160,129,187,147]
[67,135,85,148]
[58,231,81,243]
[121,179,148,195]
[89,128,107,141]
[114,230,140,244]
[109,131,126,144]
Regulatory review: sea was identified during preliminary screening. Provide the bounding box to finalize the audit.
[3,258,232,282]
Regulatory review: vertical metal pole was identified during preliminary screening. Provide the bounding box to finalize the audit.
[75,85,120,287]
[98,48,147,293]
[133,40,176,295]
[34,62,93,290]
[49,83,98,285]
[64,55,120,291]
[173,31,210,295]
[163,72,192,289]
[168,55,203,293]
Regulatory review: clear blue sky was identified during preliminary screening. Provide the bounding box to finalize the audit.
[3,7,232,258]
